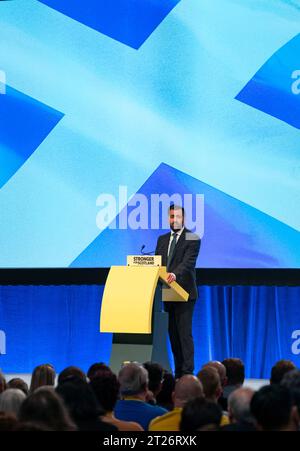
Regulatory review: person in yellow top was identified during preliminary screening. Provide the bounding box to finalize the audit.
[148,375,204,431]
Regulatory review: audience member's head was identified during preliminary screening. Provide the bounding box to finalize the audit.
[90,372,120,413]
[281,369,300,415]
[0,388,26,416]
[173,375,204,408]
[197,367,222,402]
[19,387,76,431]
[143,362,164,398]
[222,358,245,386]
[7,378,29,396]
[270,360,296,385]
[227,387,255,424]
[87,362,112,381]
[0,371,6,394]
[58,366,86,385]
[56,378,103,423]
[118,363,148,399]
[250,385,299,431]
[203,361,227,388]
[30,364,55,393]
[156,371,176,411]
[180,398,222,431]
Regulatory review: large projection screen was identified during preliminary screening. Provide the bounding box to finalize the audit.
[0,0,299,268]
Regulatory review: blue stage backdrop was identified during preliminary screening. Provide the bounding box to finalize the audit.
[0,285,300,378]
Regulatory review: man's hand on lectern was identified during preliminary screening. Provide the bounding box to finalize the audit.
[167,273,176,284]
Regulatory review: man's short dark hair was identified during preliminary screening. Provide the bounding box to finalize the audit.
[270,360,296,385]
[7,378,29,396]
[87,363,112,381]
[168,204,185,216]
[142,362,164,395]
[156,372,176,411]
[250,385,293,431]
[180,398,222,431]
[56,378,104,420]
[222,358,245,385]
[281,369,300,415]
[58,366,86,385]
[90,373,120,412]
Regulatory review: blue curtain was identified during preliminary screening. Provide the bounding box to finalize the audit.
[194,286,300,378]
[0,285,299,378]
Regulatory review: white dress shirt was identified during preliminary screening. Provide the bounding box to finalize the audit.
[167,227,184,257]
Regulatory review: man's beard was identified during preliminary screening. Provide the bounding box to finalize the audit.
[171,223,183,232]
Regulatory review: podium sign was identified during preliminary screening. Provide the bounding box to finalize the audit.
[127,255,162,266]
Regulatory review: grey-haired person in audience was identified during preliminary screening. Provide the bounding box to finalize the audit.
[221,387,256,431]
[0,388,26,417]
[114,363,167,430]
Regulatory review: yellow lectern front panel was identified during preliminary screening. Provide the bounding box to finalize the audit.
[100,266,160,334]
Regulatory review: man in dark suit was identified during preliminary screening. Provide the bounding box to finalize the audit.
[155,204,201,379]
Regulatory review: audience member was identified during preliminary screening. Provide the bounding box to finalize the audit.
[221,387,256,431]
[202,360,228,411]
[87,362,112,381]
[58,366,86,385]
[56,377,116,431]
[197,367,222,401]
[180,397,222,431]
[281,369,300,416]
[270,360,296,385]
[202,361,227,389]
[250,385,299,431]
[7,378,29,396]
[143,362,164,404]
[156,371,176,411]
[114,363,167,430]
[30,363,55,393]
[197,366,229,426]
[0,388,26,417]
[149,375,203,431]
[90,372,143,430]
[19,387,76,431]
[221,358,245,409]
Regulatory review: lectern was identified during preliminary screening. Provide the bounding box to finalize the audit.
[100,256,189,373]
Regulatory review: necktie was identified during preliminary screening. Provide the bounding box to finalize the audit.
[167,233,177,269]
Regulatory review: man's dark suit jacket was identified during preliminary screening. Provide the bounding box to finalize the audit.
[155,228,201,300]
